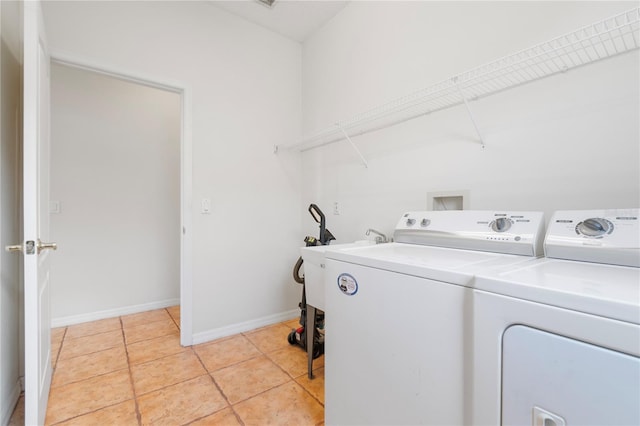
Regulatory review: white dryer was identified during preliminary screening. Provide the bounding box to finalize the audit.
[473,209,640,426]
[323,210,545,426]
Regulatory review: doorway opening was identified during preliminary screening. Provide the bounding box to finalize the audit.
[49,57,193,346]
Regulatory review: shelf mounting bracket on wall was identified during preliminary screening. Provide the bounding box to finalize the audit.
[338,125,369,168]
[454,78,485,149]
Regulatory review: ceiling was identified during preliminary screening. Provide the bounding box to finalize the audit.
[208,0,349,42]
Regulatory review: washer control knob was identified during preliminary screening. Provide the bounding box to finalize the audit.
[420,218,431,227]
[406,218,416,226]
[577,218,612,237]
[492,217,512,233]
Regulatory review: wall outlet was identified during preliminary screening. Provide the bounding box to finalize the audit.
[50,200,61,214]
[333,201,340,215]
[201,198,212,214]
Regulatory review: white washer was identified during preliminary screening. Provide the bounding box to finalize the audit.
[473,208,640,426]
[324,210,545,426]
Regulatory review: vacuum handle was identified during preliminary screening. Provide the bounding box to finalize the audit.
[308,204,327,244]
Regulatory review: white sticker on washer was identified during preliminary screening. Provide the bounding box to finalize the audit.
[337,273,358,296]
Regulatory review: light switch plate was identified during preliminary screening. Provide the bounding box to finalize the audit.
[201,198,212,214]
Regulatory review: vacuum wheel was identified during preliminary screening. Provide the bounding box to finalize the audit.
[287,330,297,345]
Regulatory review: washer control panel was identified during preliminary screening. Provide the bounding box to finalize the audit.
[491,217,512,233]
[394,211,545,256]
[545,209,639,267]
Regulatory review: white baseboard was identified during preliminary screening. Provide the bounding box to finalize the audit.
[1,379,22,426]
[192,309,299,346]
[51,298,180,328]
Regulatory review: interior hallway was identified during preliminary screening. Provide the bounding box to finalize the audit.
[10,307,324,425]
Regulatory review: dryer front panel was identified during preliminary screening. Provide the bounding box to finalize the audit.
[502,325,640,425]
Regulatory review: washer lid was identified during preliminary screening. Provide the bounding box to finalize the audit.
[325,243,538,285]
[474,258,640,324]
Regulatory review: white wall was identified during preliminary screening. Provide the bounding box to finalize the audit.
[49,64,181,323]
[0,0,23,423]
[300,1,640,241]
[42,1,303,338]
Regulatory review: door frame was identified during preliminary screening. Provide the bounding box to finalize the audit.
[49,51,194,346]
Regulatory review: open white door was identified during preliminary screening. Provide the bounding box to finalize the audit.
[9,1,55,424]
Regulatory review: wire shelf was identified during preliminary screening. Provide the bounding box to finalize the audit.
[280,7,639,153]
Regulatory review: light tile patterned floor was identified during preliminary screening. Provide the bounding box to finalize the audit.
[10,307,324,425]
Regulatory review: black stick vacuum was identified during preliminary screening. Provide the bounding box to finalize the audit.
[289,204,335,358]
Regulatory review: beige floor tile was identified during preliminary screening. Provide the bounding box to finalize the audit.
[194,335,261,372]
[212,356,290,404]
[53,345,128,387]
[234,381,324,426]
[295,367,325,405]
[138,375,227,425]
[59,330,124,360]
[45,370,133,425]
[127,332,188,365]
[189,407,242,426]
[131,350,206,396]
[121,308,172,329]
[44,309,327,426]
[56,399,138,426]
[8,395,24,426]
[65,317,121,339]
[166,305,180,324]
[283,318,301,330]
[244,324,294,354]
[268,345,311,378]
[123,318,179,344]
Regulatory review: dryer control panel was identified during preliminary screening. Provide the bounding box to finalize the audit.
[545,208,640,267]
[393,211,545,257]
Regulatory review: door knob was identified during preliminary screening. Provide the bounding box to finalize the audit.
[37,240,57,253]
[5,241,57,254]
[5,244,22,253]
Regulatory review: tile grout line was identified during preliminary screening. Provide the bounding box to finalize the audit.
[166,307,180,330]
[239,327,326,409]
[56,327,123,362]
[244,324,327,409]
[120,316,143,426]
[46,324,137,424]
[49,366,130,391]
[52,327,68,369]
[190,347,246,426]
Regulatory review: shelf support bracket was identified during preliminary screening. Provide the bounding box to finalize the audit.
[455,81,486,149]
[338,125,369,168]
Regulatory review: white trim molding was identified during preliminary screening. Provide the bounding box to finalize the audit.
[1,379,22,426]
[192,309,299,346]
[51,299,180,328]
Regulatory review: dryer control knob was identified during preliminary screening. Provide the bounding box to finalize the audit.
[492,217,512,233]
[406,218,416,226]
[420,218,431,227]
[577,218,612,237]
